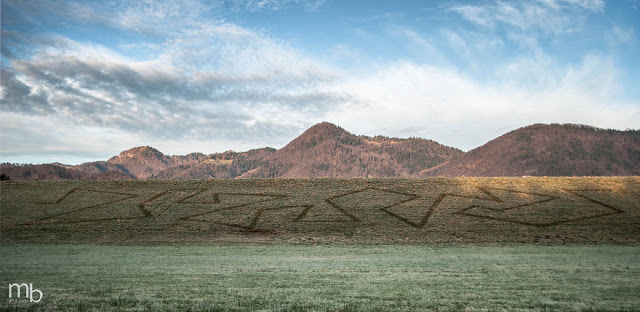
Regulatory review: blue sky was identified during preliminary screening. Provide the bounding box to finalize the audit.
[1,0,639,164]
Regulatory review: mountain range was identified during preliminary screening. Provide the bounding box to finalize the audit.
[2,122,639,180]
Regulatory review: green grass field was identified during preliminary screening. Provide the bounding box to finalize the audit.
[1,178,639,310]
[1,244,639,311]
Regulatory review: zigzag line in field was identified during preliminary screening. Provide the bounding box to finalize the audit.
[21,189,140,225]
[178,192,289,230]
[454,188,624,227]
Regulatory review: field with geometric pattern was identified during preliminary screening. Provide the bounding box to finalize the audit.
[2,177,639,243]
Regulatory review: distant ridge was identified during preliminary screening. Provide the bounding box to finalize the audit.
[421,124,640,177]
[1,123,638,180]
[244,122,462,178]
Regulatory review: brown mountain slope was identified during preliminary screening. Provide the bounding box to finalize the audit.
[151,148,276,179]
[421,124,640,177]
[106,146,171,179]
[74,161,134,178]
[0,163,85,181]
[0,162,134,181]
[245,122,463,178]
[0,147,276,181]
[3,123,637,181]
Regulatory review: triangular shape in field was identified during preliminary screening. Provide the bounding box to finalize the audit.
[383,197,435,228]
[217,193,284,206]
[185,204,261,229]
[181,203,305,230]
[177,190,283,206]
[328,188,417,211]
[254,205,310,230]
[294,201,358,222]
[28,189,139,224]
[454,188,622,227]
[463,188,556,211]
[178,193,287,229]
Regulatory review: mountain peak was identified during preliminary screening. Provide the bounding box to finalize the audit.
[301,122,347,138]
[106,146,168,179]
[282,122,352,150]
[117,146,164,158]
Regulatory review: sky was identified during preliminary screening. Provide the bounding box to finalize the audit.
[1,0,639,165]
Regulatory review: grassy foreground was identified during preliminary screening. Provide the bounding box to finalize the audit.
[1,244,639,311]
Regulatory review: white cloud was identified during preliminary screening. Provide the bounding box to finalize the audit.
[610,25,635,44]
[0,21,346,160]
[0,112,296,164]
[1,0,637,164]
[537,0,605,12]
[451,0,600,35]
[450,5,495,27]
[442,29,469,57]
[326,53,638,151]
[388,26,447,64]
[237,0,326,11]
[0,112,140,161]
[1,0,345,162]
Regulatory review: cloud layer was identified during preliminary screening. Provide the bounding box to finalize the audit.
[1,0,638,164]
[2,0,346,162]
